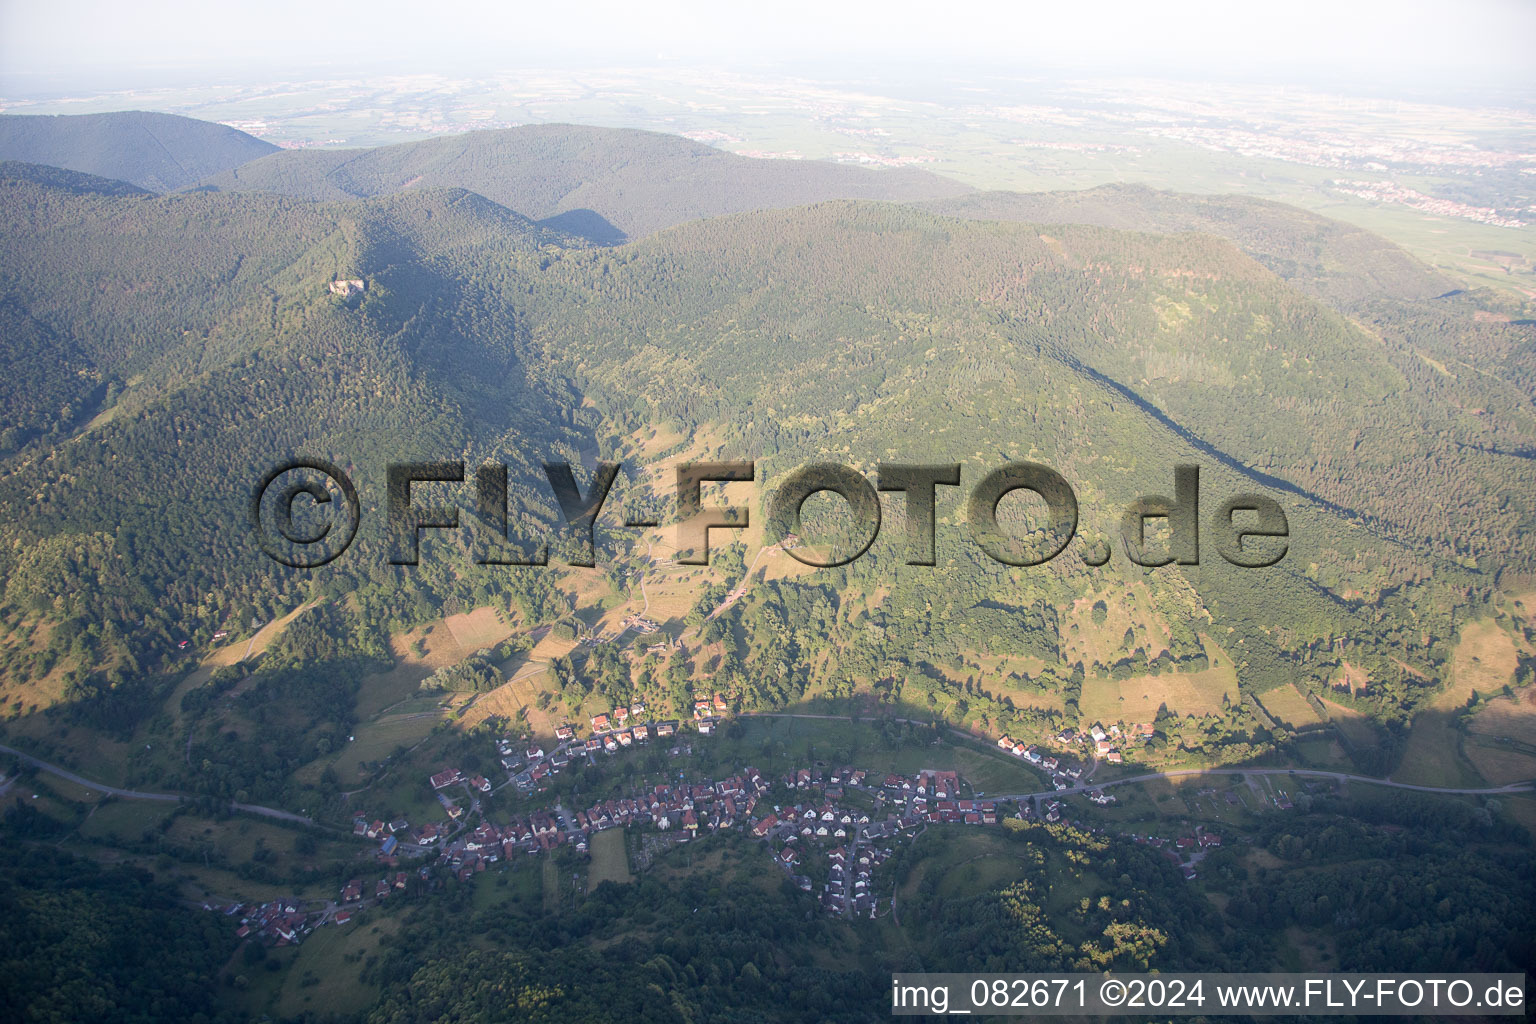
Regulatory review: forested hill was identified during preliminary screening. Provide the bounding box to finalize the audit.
[0,160,151,197]
[0,111,277,192]
[0,174,1520,739]
[918,184,1455,309]
[530,201,1534,572]
[191,123,971,241]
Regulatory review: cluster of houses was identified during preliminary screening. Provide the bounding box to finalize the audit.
[1139,828,1223,880]
[229,899,310,945]
[225,752,1253,946]
[995,720,1155,782]
[1080,721,1155,763]
[496,737,574,791]
[351,814,427,855]
[822,843,891,918]
[749,768,1005,916]
[691,693,730,733]
[995,736,1088,790]
[586,703,686,750]
[339,870,415,906]
[427,768,775,880]
[572,693,730,749]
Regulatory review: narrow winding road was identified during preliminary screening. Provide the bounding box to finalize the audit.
[738,714,1535,799]
[0,742,320,826]
[990,766,1535,802]
[705,542,782,622]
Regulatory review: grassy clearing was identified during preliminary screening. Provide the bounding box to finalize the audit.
[0,775,90,827]
[1060,582,1174,670]
[1446,619,1523,706]
[1499,794,1536,837]
[541,856,562,913]
[351,648,437,720]
[588,828,635,890]
[1080,773,1307,834]
[1320,699,1381,750]
[1283,924,1341,972]
[1388,721,1480,792]
[160,603,317,727]
[1463,741,1536,786]
[352,770,445,825]
[471,861,543,912]
[1469,686,1536,746]
[1290,734,1353,771]
[328,712,445,783]
[0,707,172,789]
[939,652,1063,713]
[1397,617,1527,786]
[274,914,401,1018]
[461,660,561,734]
[77,798,178,841]
[157,855,334,905]
[160,813,361,875]
[927,831,1026,901]
[442,607,512,653]
[897,828,1022,904]
[1078,663,1237,725]
[1257,683,1325,729]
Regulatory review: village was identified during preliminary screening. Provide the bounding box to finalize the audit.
[220,701,1244,946]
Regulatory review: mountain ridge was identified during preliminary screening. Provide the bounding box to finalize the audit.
[0,110,278,192]
[191,122,972,241]
[919,183,1458,308]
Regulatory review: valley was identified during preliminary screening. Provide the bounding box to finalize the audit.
[0,101,1530,1022]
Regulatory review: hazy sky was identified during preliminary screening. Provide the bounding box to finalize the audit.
[2,0,1534,93]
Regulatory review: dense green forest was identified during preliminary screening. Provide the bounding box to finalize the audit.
[0,154,1529,756]
[8,803,1527,1022]
[0,837,235,1023]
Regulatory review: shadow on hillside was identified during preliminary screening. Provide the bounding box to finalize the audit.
[538,209,627,246]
